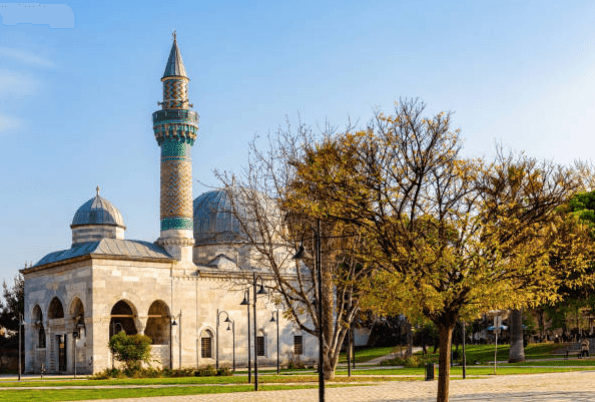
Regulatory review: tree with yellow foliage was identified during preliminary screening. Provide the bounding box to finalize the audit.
[286,99,595,402]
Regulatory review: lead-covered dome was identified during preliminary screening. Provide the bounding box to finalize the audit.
[193,189,248,245]
[71,187,126,245]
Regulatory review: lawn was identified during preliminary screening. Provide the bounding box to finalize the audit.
[0,384,346,402]
[338,346,397,363]
[415,343,563,364]
[0,374,400,388]
[335,365,594,376]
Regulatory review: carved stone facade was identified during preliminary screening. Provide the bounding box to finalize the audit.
[21,36,317,375]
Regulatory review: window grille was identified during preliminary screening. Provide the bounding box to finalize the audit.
[256,336,266,356]
[201,337,212,358]
[294,335,303,355]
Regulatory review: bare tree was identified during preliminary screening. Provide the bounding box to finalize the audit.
[217,122,372,379]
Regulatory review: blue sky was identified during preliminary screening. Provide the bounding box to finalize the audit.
[0,0,594,285]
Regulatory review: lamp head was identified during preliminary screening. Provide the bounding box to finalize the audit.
[270,312,276,323]
[291,243,306,260]
[240,294,249,306]
[257,284,268,295]
[224,316,232,323]
[227,323,231,331]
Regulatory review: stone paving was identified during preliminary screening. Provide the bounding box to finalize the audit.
[71,371,595,402]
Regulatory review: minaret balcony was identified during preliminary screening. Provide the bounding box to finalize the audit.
[152,109,199,124]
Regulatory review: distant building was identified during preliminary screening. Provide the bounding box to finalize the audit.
[21,36,317,374]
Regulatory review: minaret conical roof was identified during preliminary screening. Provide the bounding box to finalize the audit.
[162,32,187,79]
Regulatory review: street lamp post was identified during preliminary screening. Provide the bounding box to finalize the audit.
[170,311,181,369]
[227,320,236,372]
[347,323,351,377]
[241,289,251,383]
[240,273,268,391]
[216,309,232,370]
[72,330,78,379]
[292,218,325,402]
[18,313,23,381]
[462,321,467,379]
[270,310,280,374]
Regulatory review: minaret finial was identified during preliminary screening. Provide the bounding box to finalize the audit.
[173,30,177,42]
[96,185,100,197]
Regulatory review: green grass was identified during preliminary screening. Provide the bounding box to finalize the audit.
[338,346,397,363]
[335,365,594,376]
[498,359,595,366]
[415,343,563,364]
[0,384,348,402]
[0,374,401,388]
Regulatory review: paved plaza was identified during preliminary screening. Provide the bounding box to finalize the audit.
[72,371,595,402]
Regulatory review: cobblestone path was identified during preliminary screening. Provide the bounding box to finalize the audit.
[72,371,595,401]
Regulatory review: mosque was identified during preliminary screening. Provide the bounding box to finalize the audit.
[21,35,317,374]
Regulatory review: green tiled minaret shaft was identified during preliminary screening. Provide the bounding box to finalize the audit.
[153,32,198,262]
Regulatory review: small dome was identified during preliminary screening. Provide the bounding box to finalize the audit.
[193,189,247,245]
[71,187,125,228]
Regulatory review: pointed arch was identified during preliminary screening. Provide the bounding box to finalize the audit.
[145,300,171,345]
[48,297,64,319]
[200,328,214,359]
[109,300,138,338]
[69,297,85,319]
[32,304,46,348]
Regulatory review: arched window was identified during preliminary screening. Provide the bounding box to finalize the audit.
[48,297,64,319]
[38,326,46,348]
[109,300,137,338]
[70,298,85,336]
[201,329,213,358]
[32,305,45,348]
[145,300,171,345]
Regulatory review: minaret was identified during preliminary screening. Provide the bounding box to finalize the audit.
[153,32,198,263]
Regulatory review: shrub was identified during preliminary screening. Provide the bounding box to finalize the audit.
[195,365,217,377]
[217,367,233,376]
[381,355,427,368]
[108,332,152,372]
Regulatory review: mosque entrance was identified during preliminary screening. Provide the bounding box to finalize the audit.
[58,335,67,372]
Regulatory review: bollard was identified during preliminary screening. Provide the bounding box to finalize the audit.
[425,362,435,381]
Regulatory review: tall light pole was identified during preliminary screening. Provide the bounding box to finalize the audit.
[462,321,467,379]
[18,313,23,381]
[227,319,236,372]
[216,310,232,370]
[72,330,78,379]
[270,310,280,374]
[347,323,351,377]
[241,289,251,384]
[292,218,325,402]
[240,273,268,391]
[170,311,181,369]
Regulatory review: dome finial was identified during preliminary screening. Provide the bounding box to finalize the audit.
[172,30,177,43]
[96,185,101,197]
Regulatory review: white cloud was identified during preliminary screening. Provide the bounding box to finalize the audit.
[0,47,55,68]
[0,69,40,100]
[0,114,22,133]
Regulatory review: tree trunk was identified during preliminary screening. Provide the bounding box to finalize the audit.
[324,348,336,380]
[406,319,413,357]
[508,309,525,363]
[436,322,455,402]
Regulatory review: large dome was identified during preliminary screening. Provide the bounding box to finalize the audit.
[193,189,248,245]
[71,188,125,228]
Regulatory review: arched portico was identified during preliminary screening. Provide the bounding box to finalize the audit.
[145,300,171,345]
[109,300,138,339]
